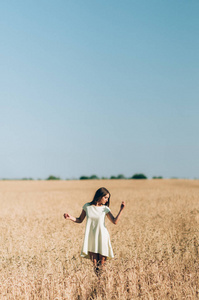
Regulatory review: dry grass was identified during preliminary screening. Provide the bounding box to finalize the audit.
[0,179,199,299]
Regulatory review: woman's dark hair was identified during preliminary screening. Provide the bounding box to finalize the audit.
[90,187,111,207]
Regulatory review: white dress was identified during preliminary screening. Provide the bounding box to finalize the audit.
[81,203,114,259]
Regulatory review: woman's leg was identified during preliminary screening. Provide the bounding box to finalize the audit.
[89,252,102,276]
[89,252,99,266]
[98,254,107,267]
[89,252,107,275]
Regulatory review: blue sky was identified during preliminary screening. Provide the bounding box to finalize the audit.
[1,1,198,179]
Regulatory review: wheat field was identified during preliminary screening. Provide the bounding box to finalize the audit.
[0,179,199,299]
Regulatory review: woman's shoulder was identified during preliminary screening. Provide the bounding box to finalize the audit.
[104,205,111,214]
[82,202,91,211]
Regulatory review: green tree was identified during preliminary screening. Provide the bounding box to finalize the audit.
[89,175,99,180]
[46,175,60,180]
[80,176,89,180]
[117,174,126,179]
[131,173,147,179]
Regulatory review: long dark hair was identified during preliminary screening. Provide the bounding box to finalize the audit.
[90,187,111,207]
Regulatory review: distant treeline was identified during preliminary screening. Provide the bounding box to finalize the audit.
[79,174,163,180]
[1,174,164,180]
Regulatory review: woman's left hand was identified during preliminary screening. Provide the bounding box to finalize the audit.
[121,201,125,210]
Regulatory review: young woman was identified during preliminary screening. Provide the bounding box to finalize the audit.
[64,187,125,274]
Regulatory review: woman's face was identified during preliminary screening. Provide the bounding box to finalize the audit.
[98,193,109,205]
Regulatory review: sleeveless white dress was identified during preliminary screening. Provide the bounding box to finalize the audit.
[81,203,114,259]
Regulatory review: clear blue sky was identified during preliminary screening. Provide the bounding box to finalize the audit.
[1,1,198,179]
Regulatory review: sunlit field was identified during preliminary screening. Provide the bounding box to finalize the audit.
[1,179,199,299]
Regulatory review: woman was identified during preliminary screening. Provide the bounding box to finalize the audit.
[64,187,125,274]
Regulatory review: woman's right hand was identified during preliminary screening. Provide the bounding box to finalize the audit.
[63,213,71,220]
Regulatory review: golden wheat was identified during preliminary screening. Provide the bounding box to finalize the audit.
[0,179,199,299]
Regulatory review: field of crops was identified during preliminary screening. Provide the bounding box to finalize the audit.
[1,179,199,299]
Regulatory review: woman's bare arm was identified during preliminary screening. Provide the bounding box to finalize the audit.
[107,201,125,225]
[64,209,86,223]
